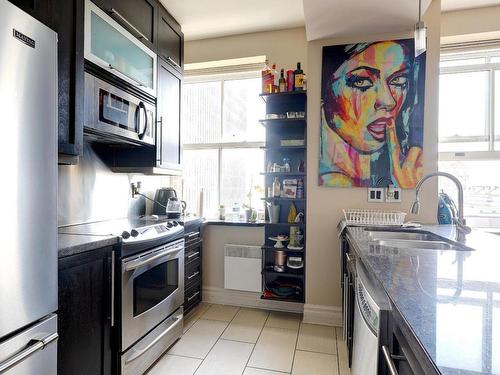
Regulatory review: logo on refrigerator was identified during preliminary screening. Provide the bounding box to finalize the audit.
[13,29,35,48]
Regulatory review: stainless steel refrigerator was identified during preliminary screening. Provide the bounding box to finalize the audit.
[0,0,58,373]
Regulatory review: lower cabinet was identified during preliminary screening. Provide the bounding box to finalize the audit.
[184,222,203,314]
[58,246,114,375]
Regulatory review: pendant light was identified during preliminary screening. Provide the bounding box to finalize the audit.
[414,0,426,57]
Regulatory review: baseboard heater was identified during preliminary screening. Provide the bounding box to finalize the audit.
[224,244,262,292]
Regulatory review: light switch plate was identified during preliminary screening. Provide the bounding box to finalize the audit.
[368,188,385,202]
[386,185,402,203]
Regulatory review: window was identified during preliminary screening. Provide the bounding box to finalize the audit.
[181,73,265,217]
[439,49,500,226]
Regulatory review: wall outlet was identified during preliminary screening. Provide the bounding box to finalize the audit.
[368,188,385,202]
[386,185,402,203]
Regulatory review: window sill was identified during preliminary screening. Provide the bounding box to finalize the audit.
[206,219,266,227]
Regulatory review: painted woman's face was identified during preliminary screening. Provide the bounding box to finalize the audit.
[328,42,410,153]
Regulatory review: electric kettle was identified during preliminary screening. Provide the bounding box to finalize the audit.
[165,197,187,219]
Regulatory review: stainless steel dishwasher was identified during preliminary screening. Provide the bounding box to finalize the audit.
[351,260,391,375]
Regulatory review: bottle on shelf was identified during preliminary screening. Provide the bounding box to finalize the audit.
[297,179,304,199]
[286,69,294,91]
[279,69,286,93]
[261,60,273,94]
[294,62,305,91]
[272,64,279,93]
[273,177,281,198]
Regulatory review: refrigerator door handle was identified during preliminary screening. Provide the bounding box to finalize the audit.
[0,332,58,374]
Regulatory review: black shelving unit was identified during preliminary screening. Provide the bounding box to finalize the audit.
[260,90,307,304]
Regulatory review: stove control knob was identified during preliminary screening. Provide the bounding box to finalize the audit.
[172,221,178,226]
[122,231,131,239]
[130,229,139,237]
[167,222,173,228]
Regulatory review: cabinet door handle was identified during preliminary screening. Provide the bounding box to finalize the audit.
[382,346,400,375]
[187,271,200,280]
[187,251,200,259]
[167,56,181,70]
[187,291,200,302]
[108,8,149,41]
[187,231,200,238]
[108,64,145,87]
[111,251,115,327]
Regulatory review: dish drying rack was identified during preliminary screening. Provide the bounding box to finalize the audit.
[343,209,407,226]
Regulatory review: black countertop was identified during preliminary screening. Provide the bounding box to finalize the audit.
[346,225,500,375]
[58,233,119,258]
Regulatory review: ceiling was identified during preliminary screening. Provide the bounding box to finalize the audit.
[160,0,304,41]
[162,0,500,42]
[442,0,500,11]
[303,0,432,41]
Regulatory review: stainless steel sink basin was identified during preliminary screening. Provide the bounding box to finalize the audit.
[366,230,442,242]
[374,239,473,251]
[365,228,475,251]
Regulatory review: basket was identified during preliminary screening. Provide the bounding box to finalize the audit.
[343,209,406,226]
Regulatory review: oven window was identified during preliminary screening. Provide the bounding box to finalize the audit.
[99,89,132,131]
[133,259,179,316]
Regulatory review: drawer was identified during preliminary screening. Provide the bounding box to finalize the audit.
[185,260,201,288]
[184,281,201,313]
[185,244,201,266]
[185,231,201,247]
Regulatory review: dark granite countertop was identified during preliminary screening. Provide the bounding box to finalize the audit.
[58,233,119,258]
[346,225,500,375]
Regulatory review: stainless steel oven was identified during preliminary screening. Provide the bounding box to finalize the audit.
[121,238,184,352]
[84,72,155,146]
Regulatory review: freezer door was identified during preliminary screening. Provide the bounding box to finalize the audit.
[0,314,58,375]
[0,0,58,338]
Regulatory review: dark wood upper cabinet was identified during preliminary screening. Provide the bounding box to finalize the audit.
[157,58,182,170]
[106,0,157,51]
[157,5,183,72]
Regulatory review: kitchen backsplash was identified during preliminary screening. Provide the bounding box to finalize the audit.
[58,141,181,227]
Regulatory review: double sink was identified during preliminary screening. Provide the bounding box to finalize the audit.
[366,228,474,251]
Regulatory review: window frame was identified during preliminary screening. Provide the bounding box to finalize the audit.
[439,49,500,161]
[182,71,265,213]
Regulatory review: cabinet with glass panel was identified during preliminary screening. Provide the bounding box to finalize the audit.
[259,91,307,303]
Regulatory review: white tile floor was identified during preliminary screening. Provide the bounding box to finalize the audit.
[147,303,351,375]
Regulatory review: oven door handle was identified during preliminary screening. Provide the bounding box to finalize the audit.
[124,244,183,272]
[124,312,182,365]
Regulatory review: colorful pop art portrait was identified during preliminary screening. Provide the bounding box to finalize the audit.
[319,39,426,188]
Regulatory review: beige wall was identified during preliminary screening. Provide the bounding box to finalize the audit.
[202,225,264,289]
[306,0,441,308]
[186,0,440,312]
[441,5,500,42]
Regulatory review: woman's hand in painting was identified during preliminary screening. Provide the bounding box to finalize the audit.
[386,119,423,188]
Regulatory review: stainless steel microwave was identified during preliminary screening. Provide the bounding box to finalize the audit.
[84,72,155,146]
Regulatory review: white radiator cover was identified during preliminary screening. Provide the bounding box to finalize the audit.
[224,244,262,292]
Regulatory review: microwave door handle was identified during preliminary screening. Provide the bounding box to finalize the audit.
[137,102,148,140]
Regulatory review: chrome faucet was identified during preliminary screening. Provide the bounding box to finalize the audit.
[410,172,471,242]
